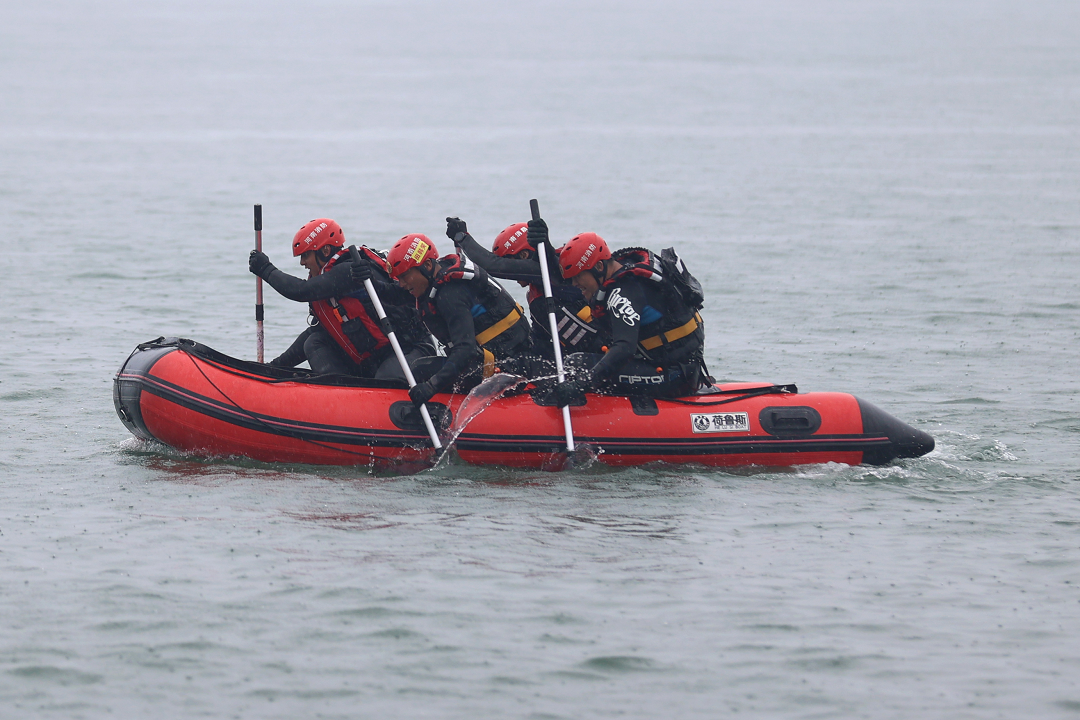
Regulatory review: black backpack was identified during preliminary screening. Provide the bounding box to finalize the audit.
[659,247,705,311]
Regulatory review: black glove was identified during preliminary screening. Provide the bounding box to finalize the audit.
[249,250,274,278]
[553,377,588,407]
[526,217,548,247]
[409,381,437,407]
[350,258,372,283]
[446,217,468,243]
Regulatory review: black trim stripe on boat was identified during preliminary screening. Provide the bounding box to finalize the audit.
[118,371,431,449]
[453,433,892,457]
[118,370,891,458]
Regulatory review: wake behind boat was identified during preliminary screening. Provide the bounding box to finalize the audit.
[113,337,934,470]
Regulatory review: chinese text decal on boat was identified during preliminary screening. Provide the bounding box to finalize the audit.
[691,412,750,433]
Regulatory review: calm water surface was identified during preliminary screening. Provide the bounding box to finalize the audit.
[2,0,1079,717]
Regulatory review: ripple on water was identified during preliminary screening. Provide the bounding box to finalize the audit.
[7,666,103,686]
[543,613,586,626]
[0,388,66,402]
[537,633,593,645]
[90,620,178,634]
[785,652,892,672]
[579,655,660,673]
[247,688,363,700]
[1037,415,1080,434]
[489,675,536,686]
[330,605,423,620]
[284,511,404,531]
[365,627,425,640]
[936,397,1002,405]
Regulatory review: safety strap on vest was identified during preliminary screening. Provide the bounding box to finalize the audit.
[329,298,349,321]
[639,312,701,351]
[474,305,523,347]
[482,349,496,379]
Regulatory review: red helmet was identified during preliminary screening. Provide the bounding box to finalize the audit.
[387,233,438,279]
[292,218,344,257]
[492,222,530,257]
[559,232,611,278]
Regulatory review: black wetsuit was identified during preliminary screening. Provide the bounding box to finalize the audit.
[455,232,605,357]
[395,257,531,394]
[572,264,705,398]
[261,255,431,377]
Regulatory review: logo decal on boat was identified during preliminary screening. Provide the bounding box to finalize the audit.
[691,412,749,433]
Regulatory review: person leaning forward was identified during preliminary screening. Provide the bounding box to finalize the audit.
[385,232,531,407]
[446,216,606,359]
[551,232,707,405]
[248,218,433,379]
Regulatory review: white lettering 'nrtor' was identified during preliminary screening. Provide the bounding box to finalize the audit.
[606,287,641,327]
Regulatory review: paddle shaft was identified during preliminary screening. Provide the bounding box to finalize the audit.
[254,204,264,363]
[530,199,575,452]
[349,246,443,450]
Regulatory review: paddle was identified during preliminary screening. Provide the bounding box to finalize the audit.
[254,204,264,363]
[349,245,443,452]
[530,199,575,453]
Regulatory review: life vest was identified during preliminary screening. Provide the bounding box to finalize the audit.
[592,247,703,363]
[419,254,529,358]
[526,283,603,353]
[308,247,392,365]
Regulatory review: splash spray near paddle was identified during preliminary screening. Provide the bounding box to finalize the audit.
[443,373,529,450]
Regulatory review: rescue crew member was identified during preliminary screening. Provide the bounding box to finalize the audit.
[248,218,433,379]
[385,233,531,407]
[551,232,706,405]
[446,216,605,358]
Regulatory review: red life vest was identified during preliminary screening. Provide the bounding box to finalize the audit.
[308,248,391,364]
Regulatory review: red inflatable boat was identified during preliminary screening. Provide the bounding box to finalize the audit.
[113,338,934,469]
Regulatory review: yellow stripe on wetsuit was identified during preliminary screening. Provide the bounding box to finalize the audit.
[474,305,524,346]
[638,312,702,351]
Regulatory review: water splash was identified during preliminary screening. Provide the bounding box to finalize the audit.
[429,373,602,472]
[432,374,529,470]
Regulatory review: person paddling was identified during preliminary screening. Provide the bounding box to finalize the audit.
[551,232,708,406]
[447,216,605,360]
[248,218,433,379]
[385,233,532,408]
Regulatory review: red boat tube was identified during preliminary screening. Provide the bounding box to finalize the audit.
[113,338,934,469]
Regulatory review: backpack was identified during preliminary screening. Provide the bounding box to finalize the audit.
[659,247,705,311]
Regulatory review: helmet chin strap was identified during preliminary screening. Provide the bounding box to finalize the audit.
[588,260,607,285]
[317,245,339,270]
[590,260,613,304]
